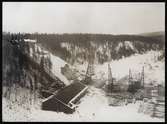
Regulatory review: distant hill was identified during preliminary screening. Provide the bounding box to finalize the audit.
[139,31,165,37]
[3,32,165,64]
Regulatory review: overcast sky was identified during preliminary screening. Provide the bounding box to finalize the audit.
[3,2,165,34]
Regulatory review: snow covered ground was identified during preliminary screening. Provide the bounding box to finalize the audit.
[2,50,165,122]
[2,86,164,122]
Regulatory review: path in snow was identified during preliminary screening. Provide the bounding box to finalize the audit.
[2,87,164,122]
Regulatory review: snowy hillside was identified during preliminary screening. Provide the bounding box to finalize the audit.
[76,50,165,86]
[2,37,165,122]
[49,53,70,85]
[34,43,71,86]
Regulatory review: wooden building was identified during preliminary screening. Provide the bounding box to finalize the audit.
[42,81,88,114]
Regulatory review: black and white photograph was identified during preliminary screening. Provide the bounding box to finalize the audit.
[2,2,165,122]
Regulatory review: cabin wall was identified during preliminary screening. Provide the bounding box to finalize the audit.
[42,98,74,114]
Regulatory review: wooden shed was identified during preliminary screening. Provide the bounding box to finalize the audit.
[42,81,88,114]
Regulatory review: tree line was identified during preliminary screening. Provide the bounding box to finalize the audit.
[3,32,164,64]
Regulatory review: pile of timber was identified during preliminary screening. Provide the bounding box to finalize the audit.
[143,100,155,115]
[138,97,165,118]
[108,94,125,106]
[152,97,165,118]
[107,92,134,106]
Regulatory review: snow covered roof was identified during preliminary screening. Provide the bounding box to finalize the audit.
[53,82,87,104]
[42,82,88,113]
[24,39,37,43]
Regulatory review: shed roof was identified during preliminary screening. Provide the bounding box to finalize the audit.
[53,81,87,104]
[24,39,37,43]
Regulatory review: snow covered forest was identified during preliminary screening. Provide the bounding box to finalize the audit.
[2,32,165,122]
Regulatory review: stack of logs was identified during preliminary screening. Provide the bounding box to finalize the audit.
[152,97,165,118]
[138,97,165,118]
